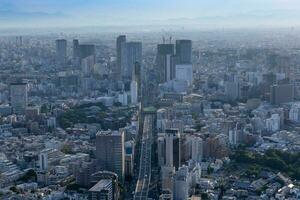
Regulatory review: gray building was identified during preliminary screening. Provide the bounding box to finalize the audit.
[88,179,113,200]
[10,83,28,115]
[126,42,142,80]
[270,84,294,105]
[116,35,127,80]
[96,131,125,181]
[56,39,67,65]
[79,44,96,60]
[176,40,192,64]
[73,39,80,59]
[156,44,175,83]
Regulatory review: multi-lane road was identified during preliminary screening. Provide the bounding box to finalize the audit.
[134,115,153,200]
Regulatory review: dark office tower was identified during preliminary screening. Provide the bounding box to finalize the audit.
[133,62,141,83]
[126,42,142,80]
[79,44,96,60]
[156,44,175,83]
[176,40,192,64]
[10,83,28,115]
[96,131,125,182]
[270,84,294,105]
[56,39,67,65]
[116,35,127,80]
[73,39,80,59]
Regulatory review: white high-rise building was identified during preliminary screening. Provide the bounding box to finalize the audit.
[10,83,28,115]
[165,129,181,169]
[229,130,237,146]
[173,166,190,200]
[81,55,95,75]
[130,81,138,104]
[118,92,128,106]
[175,64,193,86]
[289,103,300,123]
[266,114,280,132]
[190,136,203,163]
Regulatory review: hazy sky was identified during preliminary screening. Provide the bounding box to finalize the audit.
[1,0,300,28]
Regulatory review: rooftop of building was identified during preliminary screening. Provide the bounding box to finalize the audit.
[88,179,112,192]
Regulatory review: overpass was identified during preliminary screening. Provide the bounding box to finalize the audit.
[134,114,154,200]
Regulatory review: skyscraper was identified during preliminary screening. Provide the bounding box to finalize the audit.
[176,40,192,64]
[165,129,181,169]
[270,84,294,105]
[79,44,96,75]
[56,39,67,65]
[79,44,96,61]
[125,42,142,80]
[10,83,28,115]
[96,131,125,181]
[156,44,175,83]
[133,62,142,102]
[116,35,127,80]
[175,64,193,86]
[190,136,203,163]
[73,39,80,59]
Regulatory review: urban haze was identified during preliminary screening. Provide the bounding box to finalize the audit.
[0,0,300,200]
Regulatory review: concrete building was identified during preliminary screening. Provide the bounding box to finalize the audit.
[130,80,138,104]
[266,114,280,132]
[39,152,48,171]
[126,42,142,80]
[270,84,294,105]
[176,40,192,64]
[117,92,128,106]
[165,129,181,169]
[79,44,96,65]
[175,64,193,86]
[116,35,127,80]
[81,55,95,75]
[173,166,190,200]
[289,103,300,123]
[56,39,67,65]
[156,44,175,83]
[88,179,113,200]
[73,39,80,60]
[124,141,134,178]
[96,131,125,181]
[190,136,203,163]
[224,81,239,100]
[10,83,28,115]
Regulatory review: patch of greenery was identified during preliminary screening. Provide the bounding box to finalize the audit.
[232,149,300,180]
[58,102,133,130]
[18,169,37,182]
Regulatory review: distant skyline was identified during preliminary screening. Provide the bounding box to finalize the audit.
[1,0,300,28]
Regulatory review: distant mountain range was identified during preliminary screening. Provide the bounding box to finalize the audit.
[0,10,66,27]
[0,9,299,28]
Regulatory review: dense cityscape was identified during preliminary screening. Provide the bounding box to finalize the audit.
[2,0,300,199]
[0,28,299,199]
